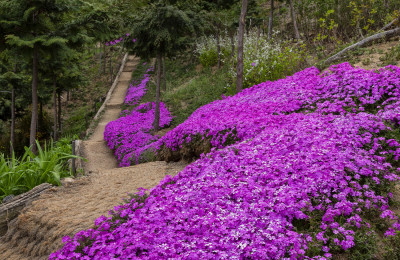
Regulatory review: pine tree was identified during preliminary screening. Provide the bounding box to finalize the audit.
[127,3,195,131]
[0,0,70,153]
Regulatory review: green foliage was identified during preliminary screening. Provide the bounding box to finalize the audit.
[380,43,400,67]
[139,57,228,127]
[133,149,158,165]
[384,231,400,259]
[63,106,92,138]
[314,9,341,51]
[126,3,196,59]
[199,47,230,67]
[164,65,229,126]
[196,30,310,92]
[0,138,81,202]
[229,31,310,90]
[295,0,400,44]
[199,48,219,67]
[0,107,54,156]
[348,230,377,260]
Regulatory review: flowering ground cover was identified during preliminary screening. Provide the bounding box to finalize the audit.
[104,101,172,167]
[124,67,153,106]
[103,65,172,167]
[52,63,400,259]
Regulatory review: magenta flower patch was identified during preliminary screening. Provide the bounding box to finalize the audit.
[124,68,153,105]
[104,102,172,167]
[53,63,400,259]
[104,66,172,167]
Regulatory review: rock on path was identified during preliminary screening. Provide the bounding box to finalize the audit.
[0,55,187,259]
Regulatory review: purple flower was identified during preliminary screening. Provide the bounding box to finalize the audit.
[52,63,400,259]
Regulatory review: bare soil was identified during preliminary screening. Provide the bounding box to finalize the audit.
[353,39,400,70]
[0,55,187,259]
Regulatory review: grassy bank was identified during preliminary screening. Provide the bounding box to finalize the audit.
[141,59,229,127]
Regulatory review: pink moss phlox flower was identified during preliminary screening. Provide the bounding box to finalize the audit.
[105,33,132,46]
[53,63,400,259]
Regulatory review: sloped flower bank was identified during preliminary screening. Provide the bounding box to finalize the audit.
[151,63,400,159]
[52,63,400,259]
[104,66,173,167]
[124,67,153,105]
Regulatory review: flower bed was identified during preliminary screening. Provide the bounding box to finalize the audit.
[104,64,172,167]
[152,63,400,161]
[53,63,400,259]
[124,67,153,105]
[104,102,172,167]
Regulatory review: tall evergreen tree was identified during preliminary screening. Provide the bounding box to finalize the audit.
[127,3,195,131]
[0,0,70,153]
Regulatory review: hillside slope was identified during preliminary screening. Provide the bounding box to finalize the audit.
[53,62,400,259]
[0,56,186,260]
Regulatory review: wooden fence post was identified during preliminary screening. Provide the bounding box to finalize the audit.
[71,140,76,176]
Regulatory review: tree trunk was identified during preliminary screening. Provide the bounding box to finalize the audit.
[324,27,400,65]
[10,63,16,157]
[99,43,103,75]
[103,43,106,74]
[153,53,162,132]
[162,56,166,91]
[53,76,58,141]
[110,56,113,84]
[380,18,399,32]
[57,91,62,136]
[216,29,221,69]
[109,56,112,75]
[268,0,274,40]
[10,86,15,157]
[236,0,249,93]
[39,101,43,126]
[289,0,300,40]
[230,32,235,58]
[30,44,39,154]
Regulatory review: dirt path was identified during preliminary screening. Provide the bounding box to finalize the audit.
[0,55,187,260]
[82,57,139,173]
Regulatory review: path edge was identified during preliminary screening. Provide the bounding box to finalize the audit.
[85,53,130,138]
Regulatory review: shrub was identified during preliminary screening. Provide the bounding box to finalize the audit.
[384,231,400,259]
[195,35,232,68]
[229,31,310,89]
[199,48,218,67]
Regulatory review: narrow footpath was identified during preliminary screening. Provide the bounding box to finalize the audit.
[0,55,186,260]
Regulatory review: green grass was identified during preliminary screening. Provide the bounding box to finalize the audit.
[63,106,95,138]
[380,43,400,66]
[141,59,229,126]
[131,60,151,80]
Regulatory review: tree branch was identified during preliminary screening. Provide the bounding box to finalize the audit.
[323,27,400,65]
[380,17,399,32]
